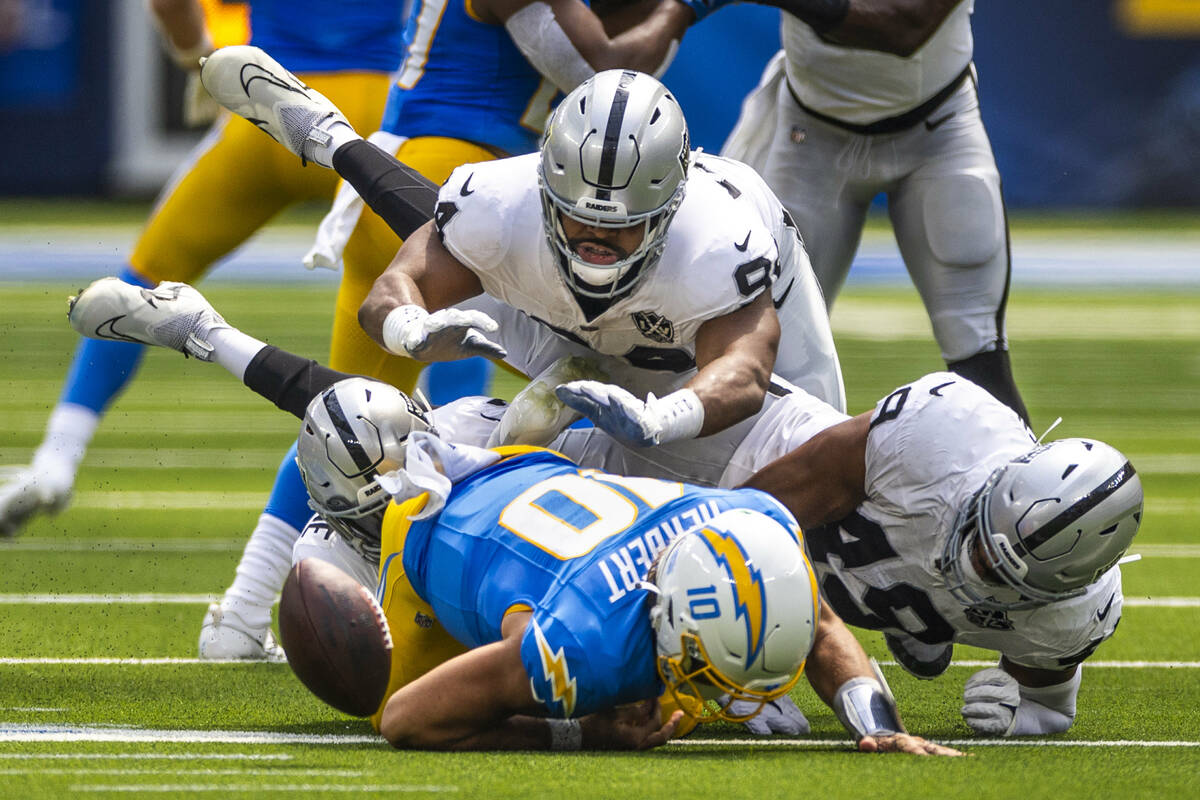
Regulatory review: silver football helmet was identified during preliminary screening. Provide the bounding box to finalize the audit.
[940,438,1143,611]
[649,508,818,723]
[295,378,434,562]
[539,69,690,300]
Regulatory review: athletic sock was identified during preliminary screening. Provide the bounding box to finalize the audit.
[221,512,301,633]
[207,327,269,382]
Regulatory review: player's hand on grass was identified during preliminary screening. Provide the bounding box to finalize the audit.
[858,732,964,756]
[961,667,1020,736]
[730,694,810,735]
[582,699,683,750]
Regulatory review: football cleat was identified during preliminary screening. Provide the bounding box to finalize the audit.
[199,45,350,167]
[885,632,953,680]
[68,278,229,361]
[198,601,287,662]
[0,466,72,538]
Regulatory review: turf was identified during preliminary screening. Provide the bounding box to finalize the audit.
[0,281,1197,798]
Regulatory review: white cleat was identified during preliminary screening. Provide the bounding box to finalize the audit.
[0,466,72,538]
[68,278,229,361]
[199,45,349,167]
[198,601,287,662]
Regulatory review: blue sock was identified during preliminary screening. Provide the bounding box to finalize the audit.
[262,441,315,531]
[425,358,494,405]
[60,266,155,413]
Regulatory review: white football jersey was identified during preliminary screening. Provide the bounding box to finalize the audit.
[435,151,841,401]
[782,0,974,124]
[808,372,1124,670]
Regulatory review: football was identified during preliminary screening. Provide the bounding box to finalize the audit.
[278,557,394,717]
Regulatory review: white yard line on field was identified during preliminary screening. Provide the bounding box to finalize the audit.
[676,738,1200,749]
[70,786,458,794]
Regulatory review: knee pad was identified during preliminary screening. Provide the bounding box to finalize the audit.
[922,173,1004,268]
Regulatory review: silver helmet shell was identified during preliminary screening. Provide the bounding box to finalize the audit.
[941,438,1143,610]
[296,378,433,562]
[649,508,818,723]
[539,69,690,300]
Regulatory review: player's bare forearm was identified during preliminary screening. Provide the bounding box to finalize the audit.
[358,221,485,348]
[552,0,692,73]
[759,0,962,56]
[688,292,778,436]
[804,599,876,706]
[148,0,209,56]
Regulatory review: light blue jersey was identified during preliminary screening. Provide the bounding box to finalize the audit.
[396,449,799,717]
[249,0,406,73]
[380,0,555,155]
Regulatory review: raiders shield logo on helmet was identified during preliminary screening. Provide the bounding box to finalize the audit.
[633,311,675,343]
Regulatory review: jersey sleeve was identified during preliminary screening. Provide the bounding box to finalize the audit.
[435,160,527,274]
[520,600,659,718]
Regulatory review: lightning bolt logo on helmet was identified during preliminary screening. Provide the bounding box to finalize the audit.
[697,526,767,670]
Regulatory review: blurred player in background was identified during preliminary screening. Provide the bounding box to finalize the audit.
[0,0,404,661]
[724,0,1031,423]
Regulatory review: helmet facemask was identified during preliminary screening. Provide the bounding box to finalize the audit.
[539,69,690,303]
[296,378,434,563]
[940,439,1144,611]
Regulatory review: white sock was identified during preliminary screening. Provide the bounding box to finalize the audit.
[308,118,361,167]
[221,513,301,632]
[207,328,268,382]
[30,403,100,490]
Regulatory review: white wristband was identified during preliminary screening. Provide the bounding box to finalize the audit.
[653,388,705,444]
[547,718,582,750]
[381,304,428,357]
[833,677,902,741]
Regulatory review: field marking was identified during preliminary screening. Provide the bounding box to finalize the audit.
[69,785,457,794]
[0,753,293,760]
[0,594,220,605]
[0,540,241,553]
[4,657,1199,668]
[677,738,1200,749]
[0,725,381,744]
[0,768,363,777]
[7,593,1199,606]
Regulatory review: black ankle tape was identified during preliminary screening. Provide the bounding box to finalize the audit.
[332,140,438,240]
[244,346,354,420]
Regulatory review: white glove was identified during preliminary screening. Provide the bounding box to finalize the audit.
[381,305,506,362]
[961,667,1020,736]
[554,381,704,447]
[729,695,810,736]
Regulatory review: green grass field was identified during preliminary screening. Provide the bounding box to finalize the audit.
[0,277,1197,798]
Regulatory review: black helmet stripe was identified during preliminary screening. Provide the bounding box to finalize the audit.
[1016,461,1137,554]
[594,70,638,200]
[323,388,377,474]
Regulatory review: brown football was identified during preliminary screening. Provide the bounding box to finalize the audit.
[278,558,393,717]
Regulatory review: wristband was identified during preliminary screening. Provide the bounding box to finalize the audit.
[381,304,428,357]
[548,718,582,750]
[833,677,901,741]
[652,388,705,444]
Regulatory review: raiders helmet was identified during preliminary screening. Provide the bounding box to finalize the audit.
[940,438,1143,610]
[538,69,690,301]
[295,378,434,562]
[649,508,818,723]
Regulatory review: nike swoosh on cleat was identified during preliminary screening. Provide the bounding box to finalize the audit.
[93,317,147,344]
[929,381,955,396]
[734,231,751,252]
[925,112,955,131]
[460,173,476,196]
[239,64,306,97]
